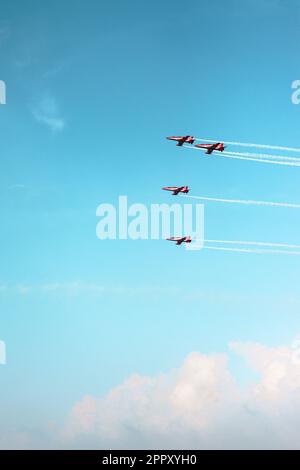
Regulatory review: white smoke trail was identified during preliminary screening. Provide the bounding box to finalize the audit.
[219,152,300,167]
[186,144,300,162]
[193,239,300,255]
[194,138,300,153]
[183,145,300,166]
[182,194,300,209]
[220,150,300,162]
[204,239,300,249]
[204,246,300,256]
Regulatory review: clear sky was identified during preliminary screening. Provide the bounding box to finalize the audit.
[1,0,300,449]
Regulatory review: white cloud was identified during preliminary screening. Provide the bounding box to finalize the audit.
[33,113,65,132]
[32,96,65,132]
[60,339,300,449]
[8,184,26,190]
[0,281,183,298]
[1,339,300,449]
[16,284,31,295]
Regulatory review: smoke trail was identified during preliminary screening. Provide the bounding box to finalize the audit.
[220,150,300,162]
[182,194,300,209]
[204,246,300,255]
[183,145,300,166]
[194,138,300,153]
[186,144,300,162]
[219,152,300,167]
[204,239,300,249]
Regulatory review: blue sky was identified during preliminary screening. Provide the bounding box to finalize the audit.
[1,0,300,449]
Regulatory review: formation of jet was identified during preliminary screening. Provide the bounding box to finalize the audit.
[164,134,226,246]
[166,135,195,146]
[166,236,192,245]
[166,135,225,154]
[162,187,191,244]
[194,142,226,154]
[162,186,189,195]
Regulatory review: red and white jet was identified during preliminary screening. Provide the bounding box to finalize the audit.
[166,236,192,245]
[162,186,189,196]
[166,135,195,146]
[194,142,226,154]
